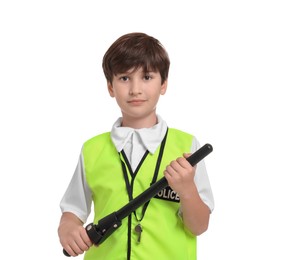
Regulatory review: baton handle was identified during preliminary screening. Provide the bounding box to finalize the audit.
[63,143,213,256]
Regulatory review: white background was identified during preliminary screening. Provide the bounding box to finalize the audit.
[1,1,284,259]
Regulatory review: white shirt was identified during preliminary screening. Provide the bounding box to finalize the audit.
[60,116,214,223]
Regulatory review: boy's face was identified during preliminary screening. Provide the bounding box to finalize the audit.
[107,67,167,127]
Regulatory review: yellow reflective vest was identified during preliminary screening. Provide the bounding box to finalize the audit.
[83,128,196,260]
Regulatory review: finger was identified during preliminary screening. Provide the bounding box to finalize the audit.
[64,244,78,257]
[177,156,195,170]
[74,236,90,253]
[183,152,191,158]
[169,159,183,172]
[80,231,93,249]
[165,163,178,177]
[80,227,93,246]
[68,237,87,255]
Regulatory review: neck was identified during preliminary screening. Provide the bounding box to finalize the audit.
[121,113,158,129]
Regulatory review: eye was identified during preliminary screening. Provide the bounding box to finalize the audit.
[120,76,129,81]
[144,74,152,80]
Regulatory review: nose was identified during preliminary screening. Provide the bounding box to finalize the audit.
[129,79,142,96]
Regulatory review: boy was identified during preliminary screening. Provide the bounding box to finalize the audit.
[58,32,214,259]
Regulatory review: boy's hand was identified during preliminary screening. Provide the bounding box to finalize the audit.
[164,153,210,235]
[58,212,92,257]
[163,153,196,198]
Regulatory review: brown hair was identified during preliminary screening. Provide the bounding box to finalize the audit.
[102,32,170,84]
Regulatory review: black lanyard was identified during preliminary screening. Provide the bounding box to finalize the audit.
[120,128,168,222]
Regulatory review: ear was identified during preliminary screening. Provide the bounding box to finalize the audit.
[160,80,168,95]
[107,81,115,97]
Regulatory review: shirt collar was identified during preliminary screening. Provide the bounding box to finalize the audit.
[111,115,168,154]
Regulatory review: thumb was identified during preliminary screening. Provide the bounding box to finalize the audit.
[183,153,191,159]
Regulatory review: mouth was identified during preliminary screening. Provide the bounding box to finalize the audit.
[127,99,146,105]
